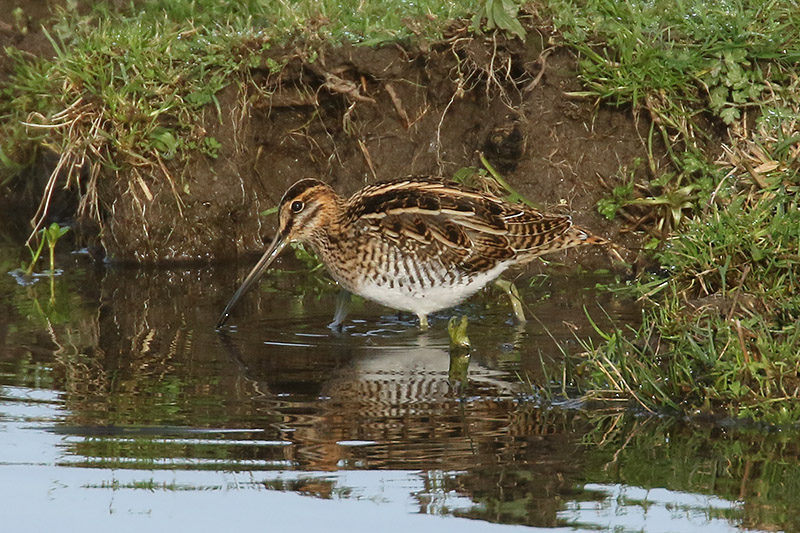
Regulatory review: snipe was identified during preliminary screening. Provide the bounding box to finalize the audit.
[216,176,608,329]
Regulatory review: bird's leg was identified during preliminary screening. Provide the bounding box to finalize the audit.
[448,317,471,392]
[417,313,429,330]
[494,278,527,323]
[328,289,351,330]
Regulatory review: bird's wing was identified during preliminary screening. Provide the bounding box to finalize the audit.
[346,177,578,272]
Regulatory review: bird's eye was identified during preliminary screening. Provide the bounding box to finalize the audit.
[290,200,304,213]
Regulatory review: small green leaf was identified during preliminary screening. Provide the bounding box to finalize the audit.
[725,64,744,86]
[487,0,526,39]
[203,136,222,158]
[709,85,729,110]
[150,127,179,158]
[719,106,740,124]
[186,90,213,106]
[452,166,480,184]
[597,198,620,220]
[731,89,748,104]
[644,238,660,250]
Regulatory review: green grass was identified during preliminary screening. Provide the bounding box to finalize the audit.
[551,0,800,124]
[577,191,800,425]
[526,0,800,424]
[548,0,800,229]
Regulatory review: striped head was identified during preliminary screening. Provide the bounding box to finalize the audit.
[217,178,341,328]
[276,178,341,244]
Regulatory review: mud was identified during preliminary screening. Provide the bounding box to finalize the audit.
[2,13,664,264]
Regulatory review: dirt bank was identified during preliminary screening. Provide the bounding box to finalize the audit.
[3,16,662,265]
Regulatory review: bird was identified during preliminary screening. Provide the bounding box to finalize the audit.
[216,176,608,329]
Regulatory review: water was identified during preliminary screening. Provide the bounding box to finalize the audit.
[2,241,799,532]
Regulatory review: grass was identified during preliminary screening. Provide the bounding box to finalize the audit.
[0,0,485,236]
[549,0,800,232]
[552,0,800,125]
[576,191,800,425]
[534,0,800,424]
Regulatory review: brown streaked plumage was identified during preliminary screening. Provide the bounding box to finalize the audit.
[217,176,608,329]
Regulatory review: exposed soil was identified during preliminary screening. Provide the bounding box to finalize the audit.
[2,11,665,266]
[0,1,55,71]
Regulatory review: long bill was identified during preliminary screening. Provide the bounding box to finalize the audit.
[216,233,288,329]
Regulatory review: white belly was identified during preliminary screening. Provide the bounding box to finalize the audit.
[350,262,509,317]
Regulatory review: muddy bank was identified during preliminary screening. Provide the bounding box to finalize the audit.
[3,20,663,264]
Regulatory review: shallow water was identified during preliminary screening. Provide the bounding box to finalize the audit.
[2,240,800,532]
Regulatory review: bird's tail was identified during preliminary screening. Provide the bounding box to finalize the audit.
[513,224,614,262]
[571,226,628,263]
[569,226,610,247]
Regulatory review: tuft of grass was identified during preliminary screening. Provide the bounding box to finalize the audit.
[543,0,800,233]
[551,0,800,126]
[2,5,267,233]
[576,190,800,425]
[521,0,800,425]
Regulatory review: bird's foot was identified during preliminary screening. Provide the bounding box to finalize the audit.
[447,315,471,353]
[328,289,351,330]
[494,278,527,323]
[418,314,429,330]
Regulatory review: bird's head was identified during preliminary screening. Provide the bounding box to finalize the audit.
[216,178,341,328]
[275,178,340,244]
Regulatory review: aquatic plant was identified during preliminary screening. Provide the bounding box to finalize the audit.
[21,222,69,277]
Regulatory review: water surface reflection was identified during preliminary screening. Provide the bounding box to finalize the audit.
[1,247,797,532]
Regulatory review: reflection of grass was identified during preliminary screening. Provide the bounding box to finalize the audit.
[440,409,800,531]
[581,414,800,532]
[72,434,287,469]
[90,478,222,491]
[255,243,339,301]
[0,357,55,390]
[11,270,86,328]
